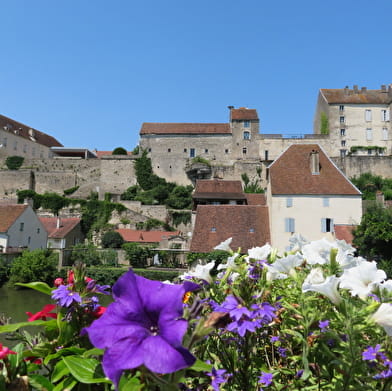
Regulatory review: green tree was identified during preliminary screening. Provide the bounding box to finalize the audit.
[122,242,154,268]
[5,155,24,170]
[69,243,102,266]
[120,185,140,201]
[112,147,127,155]
[40,192,70,215]
[165,185,193,209]
[0,257,9,287]
[101,231,124,248]
[9,249,58,286]
[351,173,387,200]
[353,204,392,262]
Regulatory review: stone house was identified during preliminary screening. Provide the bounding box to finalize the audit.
[0,204,47,254]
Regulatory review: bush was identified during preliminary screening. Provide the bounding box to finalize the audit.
[112,147,127,155]
[63,186,80,196]
[101,231,124,249]
[69,243,102,266]
[122,242,154,268]
[9,249,58,286]
[5,156,24,170]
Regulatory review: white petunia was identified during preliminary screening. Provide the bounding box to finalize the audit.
[180,261,215,283]
[302,267,342,305]
[339,261,386,300]
[371,303,392,336]
[288,233,309,252]
[217,253,239,271]
[302,238,336,265]
[266,253,303,279]
[214,237,232,252]
[247,243,271,261]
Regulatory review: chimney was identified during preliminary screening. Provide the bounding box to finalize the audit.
[353,85,359,93]
[310,150,320,175]
[228,105,234,122]
[361,86,367,93]
[56,217,61,229]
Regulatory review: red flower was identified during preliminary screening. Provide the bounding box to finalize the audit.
[54,277,64,287]
[26,304,57,322]
[24,356,43,364]
[0,344,16,359]
[92,306,106,318]
[67,270,75,285]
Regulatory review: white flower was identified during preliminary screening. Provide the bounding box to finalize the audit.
[180,261,215,283]
[288,233,309,252]
[214,237,232,252]
[246,243,271,261]
[302,238,336,265]
[266,254,303,279]
[339,261,386,300]
[302,268,341,305]
[217,253,239,271]
[335,240,357,268]
[377,279,392,294]
[371,303,392,336]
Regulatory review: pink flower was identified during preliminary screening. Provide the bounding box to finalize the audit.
[54,277,64,287]
[0,344,16,359]
[26,304,57,321]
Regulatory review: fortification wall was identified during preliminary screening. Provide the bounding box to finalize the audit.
[332,156,392,179]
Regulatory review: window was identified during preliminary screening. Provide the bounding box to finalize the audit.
[366,128,373,141]
[243,120,250,128]
[249,228,255,233]
[323,198,329,207]
[204,149,208,153]
[265,150,269,160]
[340,116,345,123]
[190,148,195,158]
[225,149,229,154]
[341,140,346,147]
[183,148,187,153]
[368,149,373,155]
[243,131,250,140]
[339,105,344,111]
[286,198,293,207]
[211,227,216,232]
[365,109,372,122]
[383,127,389,141]
[168,148,171,153]
[340,149,347,158]
[37,228,40,234]
[148,148,151,152]
[285,218,295,233]
[20,222,24,232]
[340,129,346,136]
[28,236,31,245]
[321,218,334,233]
[381,109,390,122]
[242,147,247,154]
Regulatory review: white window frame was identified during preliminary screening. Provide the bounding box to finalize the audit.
[243,131,250,140]
[286,198,293,208]
[285,218,295,233]
[243,120,250,128]
[381,109,390,122]
[365,109,372,122]
[382,127,388,141]
[366,128,373,141]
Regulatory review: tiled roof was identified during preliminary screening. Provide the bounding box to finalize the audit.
[0,204,28,232]
[269,144,361,195]
[245,193,266,205]
[39,217,81,238]
[140,123,231,135]
[334,225,356,244]
[193,180,245,200]
[190,205,270,253]
[320,88,392,105]
[231,107,259,120]
[116,229,180,243]
[0,114,63,147]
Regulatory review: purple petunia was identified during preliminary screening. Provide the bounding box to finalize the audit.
[215,295,252,321]
[84,270,199,388]
[51,284,82,308]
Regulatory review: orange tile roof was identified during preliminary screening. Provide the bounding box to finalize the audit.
[116,229,180,243]
[321,88,392,105]
[193,180,245,200]
[334,225,356,244]
[140,123,231,135]
[0,114,63,147]
[0,204,28,232]
[269,144,361,195]
[39,217,81,238]
[190,205,270,253]
[231,108,259,120]
[245,193,266,205]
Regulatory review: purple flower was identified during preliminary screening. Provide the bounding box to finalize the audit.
[206,367,230,391]
[227,317,261,337]
[51,284,82,308]
[270,336,280,343]
[277,347,287,358]
[251,302,276,323]
[84,270,198,388]
[215,295,251,321]
[259,371,273,386]
[362,344,382,361]
[318,319,330,332]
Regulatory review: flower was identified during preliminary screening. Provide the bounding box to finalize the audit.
[26,304,57,321]
[318,319,329,332]
[214,295,251,321]
[247,243,271,261]
[288,233,309,252]
[340,261,386,300]
[206,367,230,391]
[214,237,232,252]
[217,253,239,271]
[371,303,392,336]
[302,238,335,265]
[180,261,215,283]
[51,284,82,308]
[362,344,382,361]
[54,277,64,287]
[302,268,341,305]
[0,343,16,359]
[85,270,198,388]
[259,371,273,387]
[266,253,303,279]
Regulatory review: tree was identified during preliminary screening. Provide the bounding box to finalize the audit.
[5,156,24,170]
[122,242,153,268]
[353,204,392,262]
[101,231,124,248]
[40,192,69,216]
[112,147,128,155]
[9,249,58,286]
[69,243,102,266]
[165,185,193,209]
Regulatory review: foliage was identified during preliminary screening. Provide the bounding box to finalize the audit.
[353,204,392,261]
[165,185,193,209]
[241,172,264,193]
[134,149,164,190]
[63,186,79,196]
[0,257,10,287]
[135,218,173,231]
[40,192,70,215]
[350,145,386,154]
[9,249,58,286]
[122,242,154,268]
[186,250,231,268]
[101,231,124,248]
[351,172,392,200]
[120,184,140,200]
[68,243,102,266]
[112,147,128,155]
[191,156,211,167]
[170,210,192,226]
[5,155,24,170]
[132,145,139,155]
[320,112,329,135]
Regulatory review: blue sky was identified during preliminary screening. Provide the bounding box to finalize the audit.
[1,0,391,151]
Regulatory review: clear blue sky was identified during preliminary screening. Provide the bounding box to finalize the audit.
[1,0,391,151]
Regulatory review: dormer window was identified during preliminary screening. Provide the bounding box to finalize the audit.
[243,131,250,140]
[243,120,250,128]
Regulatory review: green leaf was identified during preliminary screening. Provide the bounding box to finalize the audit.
[83,347,104,357]
[63,356,111,384]
[53,376,77,391]
[15,281,53,295]
[44,347,86,365]
[0,320,48,333]
[119,375,143,391]
[189,359,213,372]
[51,359,70,383]
[28,374,54,391]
